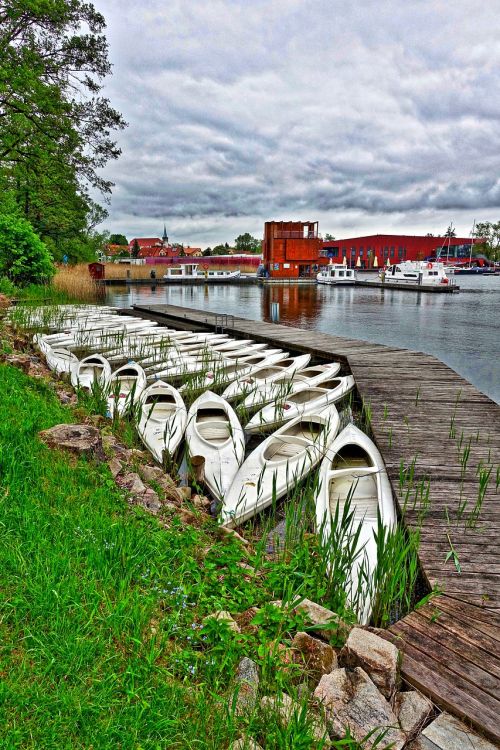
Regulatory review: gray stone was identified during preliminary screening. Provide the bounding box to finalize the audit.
[136,487,161,514]
[410,712,498,750]
[261,694,330,745]
[108,456,123,478]
[230,738,263,750]
[293,598,350,641]
[192,493,211,510]
[39,423,105,461]
[314,667,405,750]
[117,472,147,495]
[292,631,337,679]
[234,657,259,715]
[178,485,192,501]
[395,690,433,737]
[341,627,400,699]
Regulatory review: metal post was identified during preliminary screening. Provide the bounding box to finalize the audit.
[271,302,280,322]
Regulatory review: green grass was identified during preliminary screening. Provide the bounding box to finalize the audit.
[0,364,364,749]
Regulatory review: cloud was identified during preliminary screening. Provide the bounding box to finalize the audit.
[95,0,500,243]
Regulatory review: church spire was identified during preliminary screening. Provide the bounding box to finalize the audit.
[162,223,168,244]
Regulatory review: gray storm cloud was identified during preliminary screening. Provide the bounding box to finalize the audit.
[96,0,500,243]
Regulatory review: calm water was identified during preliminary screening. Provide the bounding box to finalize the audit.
[106,274,500,404]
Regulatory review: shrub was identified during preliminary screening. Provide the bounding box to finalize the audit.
[0,215,55,285]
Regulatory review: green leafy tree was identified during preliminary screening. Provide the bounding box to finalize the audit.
[0,0,125,262]
[202,247,212,256]
[212,244,229,255]
[234,233,261,253]
[109,234,129,246]
[324,233,336,241]
[474,221,500,261]
[444,224,456,237]
[131,239,140,258]
[0,215,54,284]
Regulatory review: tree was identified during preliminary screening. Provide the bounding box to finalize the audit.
[324,233,336,241]
[474,221,500,261]
[131,239,140,258]
[234,233,261,253]
[444,224,456,237]
[109,234,129,246]
[202,247,212,256]
[0,0,125,261]
[212,244,229,255]
[0,215,54,285]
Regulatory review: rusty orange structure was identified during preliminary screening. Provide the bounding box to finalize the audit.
[261,220,328,279]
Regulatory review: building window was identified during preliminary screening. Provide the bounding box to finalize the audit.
[359,249,364,257]
[342,248,347,257]
[398,246,403,258]
[390,246,395,258]
[351,247,356,256]
[384,247,389,258]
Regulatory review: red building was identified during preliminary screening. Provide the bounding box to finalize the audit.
[262,220,328,279]
[322,234,478,268]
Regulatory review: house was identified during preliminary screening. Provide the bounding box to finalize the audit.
[105,243,130,257]
[128,237,163,255]
[183,247,203,257]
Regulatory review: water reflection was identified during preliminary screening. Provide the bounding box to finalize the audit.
[106,276,500,403]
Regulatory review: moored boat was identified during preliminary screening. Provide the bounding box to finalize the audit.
[71,354,112,391]
[107,362,147,417]
[221,353,311,402]
[380,260,453,286]
[221,405,339,527]
[137,381,187,463]
[241,362,341,409]
[317,264,356,285]
[185,392,245,501]
[315,423,396,624]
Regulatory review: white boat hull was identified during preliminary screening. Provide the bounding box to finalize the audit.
[107,362,147,417]
[138,381,187,463]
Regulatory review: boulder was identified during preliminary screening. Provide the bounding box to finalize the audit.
[395,690,433,737]
[135,487,161,514]
[314,667,405,750]
[340,627,399,699]
[192,493,211,510]
[116,472,147,495]
[234,657,259,715]
[292,631,337,679]
[409,711,498,750]
[261,694,329,745]
[178,485,192,502]
[108,457,123,478]
[293,598,350,641]
[39,424,105,461]
[4,354,31,373]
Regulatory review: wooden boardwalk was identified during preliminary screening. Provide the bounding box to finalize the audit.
[133,303,500,743]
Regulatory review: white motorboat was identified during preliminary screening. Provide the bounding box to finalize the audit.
[242,362,341,409]
[45,346,79,375]
[163,264,241,280]
[380,261,453,287]
[221,405,339,527]
[245,375,355,434]
[107,362,147,417]
[137,381,187,463]
[185,392,245,501]
[315,424,396,624]
[71,354,112,391]
[221,354,311,402]
[317,264,356,285]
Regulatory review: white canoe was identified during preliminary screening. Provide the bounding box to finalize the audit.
[245,375,355,434]
[242,362,341,409]
[45,346,79,375]
[221,353,311,402]
[179,350,290,393]
[71,354,112,391]
[315,424,396,624]
[137,380,187,463]
[107,362,147,417]
[221,405,339,527]
[185,392,245,501]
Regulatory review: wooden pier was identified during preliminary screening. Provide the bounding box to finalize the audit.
[132,303,500,743]
[355,279,459,293]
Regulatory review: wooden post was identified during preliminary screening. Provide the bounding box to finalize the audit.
[190,455,205,484]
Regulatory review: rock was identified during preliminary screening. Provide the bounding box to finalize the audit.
[116,472,147,495]
[340,627,399,699]
[292,631,337,679]
[230,738,263,750]
[102,433,127,458]
[205,611,240,633]
[266,519,287,554]
[56,389,77,406]
[234,607,260,632]
[261,694,330,745]
[178,508,197,524]
[139,464,166,484]
[234,657,259,715]
[4,354,31,373]
[293,598,350,641]
[178,485,192,501]
[314,667,405,750]
[409,711,498,750]
[192,493,211,510]
[395,690,433,737]
[139,465,184,503]
[108,457,123,478]
[218,526,249,545]
[136,487,161,514]
[39,424,105,461]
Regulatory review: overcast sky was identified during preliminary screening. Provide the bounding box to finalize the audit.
[96,0,500,246]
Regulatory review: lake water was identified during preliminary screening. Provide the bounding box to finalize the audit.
[106,274,500,404]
